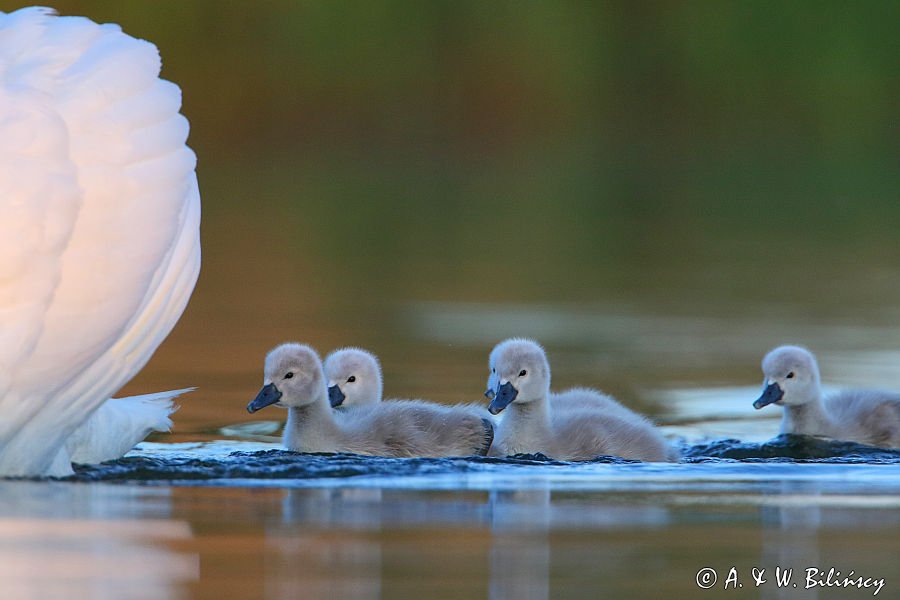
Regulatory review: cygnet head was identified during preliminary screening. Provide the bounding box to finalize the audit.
[486,338,551,415]
[323,347,383,408]
[247,343,325,413]
[753,345,822,410]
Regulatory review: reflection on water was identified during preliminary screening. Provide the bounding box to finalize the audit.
[3,460,900,599]
[761,481,823,600]
[490,487,550,600]
[0,483,197,599]
[267,471,900,599]
[758,480,897,600]
[273,483,675,600]
[273,489,383,600]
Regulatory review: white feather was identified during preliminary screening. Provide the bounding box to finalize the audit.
[0,8,200,476]
[66,388,192,464]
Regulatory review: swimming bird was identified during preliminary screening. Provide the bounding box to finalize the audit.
[249,344,494,457]
[0,8,200,476]
[323,347,495,455]
[485,346,631,416]
[753,345,900,448]
[486,339,675,461]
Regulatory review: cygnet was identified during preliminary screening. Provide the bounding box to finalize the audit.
[486,338,675,461]
[249,344,493,457]
[754,345,900,448]
[324,347,495,456]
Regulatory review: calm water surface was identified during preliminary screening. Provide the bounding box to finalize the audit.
[3,456,899,599]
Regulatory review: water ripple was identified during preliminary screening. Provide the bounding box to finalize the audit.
[682,434,900,462]
[46,434,900,485]
[67,451,613,483]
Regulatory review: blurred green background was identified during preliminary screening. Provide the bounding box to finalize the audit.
[5,1,898,424]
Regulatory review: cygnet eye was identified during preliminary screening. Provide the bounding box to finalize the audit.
[284,372,294,379]
[347,376,356,383]
[786,372,795,379]
[518,369,527,377]
[491,368,495,373]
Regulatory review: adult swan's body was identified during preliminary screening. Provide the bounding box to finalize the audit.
[0,7,200,476]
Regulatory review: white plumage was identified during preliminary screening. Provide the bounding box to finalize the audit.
[0,8,200,476]
[65,388,190,464]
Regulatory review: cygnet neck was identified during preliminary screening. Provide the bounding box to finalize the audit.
[285,387,340,451]
[504,392,552,439]
[781,394,835,437]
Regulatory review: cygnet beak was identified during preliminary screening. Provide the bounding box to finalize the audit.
[488,381,518,415]
[247,383,283,413]
[484,387,495,400]
[328,385,346,408]
[753,381,784,409]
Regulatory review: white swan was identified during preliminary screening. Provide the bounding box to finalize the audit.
[0,7,200,476]
[248,344,494,457]
[754,345,900,448]
[323,347,495,455]
[486,338,675,461]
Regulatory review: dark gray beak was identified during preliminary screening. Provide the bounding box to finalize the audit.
[753,382,784,409]
[247,383,283,413]
[488,381,518,415]
[484,387,495,400]
[328,385,345,408]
